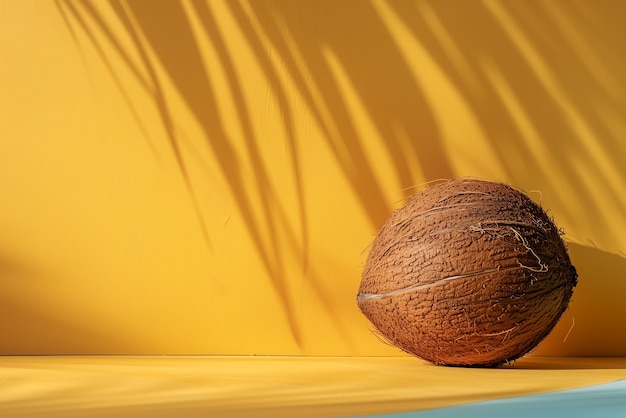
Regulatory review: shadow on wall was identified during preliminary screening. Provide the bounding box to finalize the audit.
[385,0,625,252]
[56,0,625,248]
[534,243,626,357]
[54,0,455,348]
[0,257,123,354]
[53,0,625,353]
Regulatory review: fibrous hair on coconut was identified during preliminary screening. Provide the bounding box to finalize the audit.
[357,178,577,367]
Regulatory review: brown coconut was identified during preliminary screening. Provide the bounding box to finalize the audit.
[357,178,577,367]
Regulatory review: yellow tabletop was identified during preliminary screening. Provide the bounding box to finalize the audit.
[1,356,625,417]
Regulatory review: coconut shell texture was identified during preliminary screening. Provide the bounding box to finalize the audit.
[357,179,577,367]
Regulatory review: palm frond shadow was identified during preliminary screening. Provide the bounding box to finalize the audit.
[386,0,625,249]
[54,0,625,353]
[54,0,159,158]
[236,1,455,225]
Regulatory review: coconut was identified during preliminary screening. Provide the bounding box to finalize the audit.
[357,178,577,367]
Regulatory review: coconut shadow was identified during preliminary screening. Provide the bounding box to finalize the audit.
[504,357,626,370]
[530,243,626,358]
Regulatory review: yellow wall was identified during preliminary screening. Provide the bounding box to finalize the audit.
[1,0,625,356]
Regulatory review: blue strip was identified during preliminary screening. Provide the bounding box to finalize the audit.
[364,380,626,418]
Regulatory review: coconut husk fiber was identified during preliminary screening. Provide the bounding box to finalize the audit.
[357,178,578,367]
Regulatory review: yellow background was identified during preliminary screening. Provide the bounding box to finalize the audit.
[1,0,625,357]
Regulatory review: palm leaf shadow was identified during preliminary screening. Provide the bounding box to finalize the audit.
[238,0,455,226]
[54,0,159,159]
[55,0,334,349]
[55,0,214,250]
[189,0,360,350]
[54,0,472,352]
[386,0,626,248]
